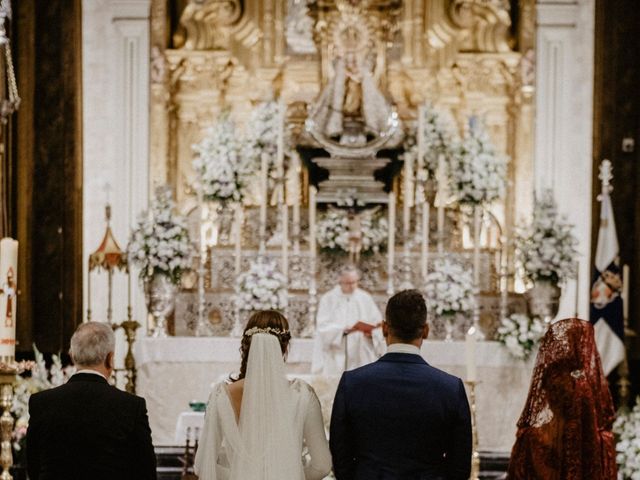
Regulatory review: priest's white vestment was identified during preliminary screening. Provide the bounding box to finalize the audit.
[311,286,384,375]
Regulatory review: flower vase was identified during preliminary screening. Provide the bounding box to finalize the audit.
[442,313,457,342]
[144,274,178,338]
[525,281,561,324]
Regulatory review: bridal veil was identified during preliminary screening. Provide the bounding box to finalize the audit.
[194,333,302,480]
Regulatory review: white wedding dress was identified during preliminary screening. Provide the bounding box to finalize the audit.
[194,333,332,480]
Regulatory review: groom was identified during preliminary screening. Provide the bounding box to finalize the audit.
[330,289,472,479]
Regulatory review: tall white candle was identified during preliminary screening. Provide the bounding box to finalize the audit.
[417,104,425,171]
[234,204,243,276]
[276,100,285,170]
[403,153,413,242]
[0,238,18,359]
[473,206,481,289]
[282,204,289,280]
[259,154,269,253]
[292,154,301,255]
[309,186,317,259]
[387,192,396,294]
[465,326,478,382]
[436,154,446,253]
[574,261,580,318]
[421,202,430,283]
[623,264,630,324]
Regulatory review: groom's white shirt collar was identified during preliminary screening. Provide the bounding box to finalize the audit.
[387,343,421,355]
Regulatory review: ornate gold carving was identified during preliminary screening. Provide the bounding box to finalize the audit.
[155,0,533,242]
[448,0,513,53]
[180,0,243,50]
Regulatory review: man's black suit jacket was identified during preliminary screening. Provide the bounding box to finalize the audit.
[26,372,157,480]
[330,352,472,480]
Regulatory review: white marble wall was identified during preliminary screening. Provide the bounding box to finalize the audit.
[535,0,595,319]
[82,0,151,365]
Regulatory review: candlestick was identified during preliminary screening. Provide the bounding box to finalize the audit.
[282,203,289,280]
[436,154,446,253]
[308,186,318,336]
[387,192,396,295]
[464,380,481,480]
[574,261,580,318]
[465,326,478,382]
[87,264,92,321]
[309,186,317,259]
[473,207,481,288]
[259,153,269,255]
[499,236,509,322]
[403,153,413,241]
[417,104,425,171]
[292,154,301,255]
[472,207,484,339]
[421,202,430,285]
[0,238,18,361]
[622,264,629,324]
[234,204,243,276]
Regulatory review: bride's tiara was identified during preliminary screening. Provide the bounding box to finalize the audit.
[244,326,290,338]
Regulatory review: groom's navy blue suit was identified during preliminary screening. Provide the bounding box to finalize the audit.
[330,351,472,480]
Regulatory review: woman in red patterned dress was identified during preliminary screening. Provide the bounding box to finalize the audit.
[507,318,617,479]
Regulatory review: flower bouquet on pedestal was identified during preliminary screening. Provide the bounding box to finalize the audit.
[496,313,545,360]
[515,190,578,322]
[192,114,253,204]
[234,258,288,335]
[128,186,193,337]
[424,257,475,341]
[448,119,507,207]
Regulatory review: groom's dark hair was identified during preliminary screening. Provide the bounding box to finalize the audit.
[385,290,427,342]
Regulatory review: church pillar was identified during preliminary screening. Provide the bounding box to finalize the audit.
[82,0,151,358]
[535,0,595,319]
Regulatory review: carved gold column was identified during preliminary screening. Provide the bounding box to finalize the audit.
[149,0,170,189]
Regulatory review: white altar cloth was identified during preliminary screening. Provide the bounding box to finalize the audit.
[136,337,535,452]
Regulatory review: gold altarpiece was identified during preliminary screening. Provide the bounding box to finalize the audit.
[150,0,535,221]
[147,0,536,337]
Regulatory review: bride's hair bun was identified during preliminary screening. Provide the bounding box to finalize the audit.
[233,310,292,381]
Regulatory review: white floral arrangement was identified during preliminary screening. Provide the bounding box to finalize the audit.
[192,115,253,203]
[404,103,456,176]
[235,259,288,312]
[425,257,475,316]
[615,397,640,479]
[448,119,507,206]
[317,210,350,252]
[496,313,545,360]
[316,210,388,254]
[128,187,193,285]
[515,190,579,285]
[12,346,75,453]
[244,101,280,169]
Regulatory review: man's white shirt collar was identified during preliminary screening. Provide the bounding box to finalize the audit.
[387,343,421,355]
[75,369,108,380]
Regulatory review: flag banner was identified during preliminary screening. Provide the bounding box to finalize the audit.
[589,194,625,375]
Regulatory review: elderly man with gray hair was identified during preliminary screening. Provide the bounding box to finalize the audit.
[311,265,384,375]
[26,322,157,480]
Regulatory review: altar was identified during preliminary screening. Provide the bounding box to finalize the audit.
[136,336,534,453]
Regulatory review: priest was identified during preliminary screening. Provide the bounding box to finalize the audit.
[311,265,384,375]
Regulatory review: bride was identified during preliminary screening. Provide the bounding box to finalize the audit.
[194,310,332,480]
